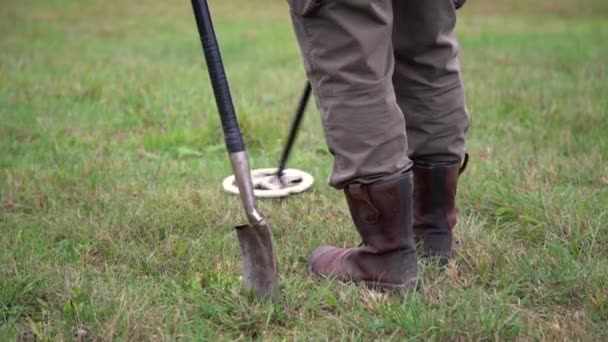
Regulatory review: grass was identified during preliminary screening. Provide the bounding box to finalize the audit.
[1,0,607,340]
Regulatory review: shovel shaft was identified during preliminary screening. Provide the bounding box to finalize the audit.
[191,0,244,154]
[230,152,264,224]
[191,0,262,225]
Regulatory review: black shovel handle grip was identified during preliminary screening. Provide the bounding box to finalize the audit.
[191,0,245,153]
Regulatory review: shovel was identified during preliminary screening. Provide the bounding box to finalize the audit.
[191,0,278,299]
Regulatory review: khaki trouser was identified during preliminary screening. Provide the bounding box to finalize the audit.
[288,0,470,188]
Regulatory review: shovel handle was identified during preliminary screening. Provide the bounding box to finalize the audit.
[191,0,244,153]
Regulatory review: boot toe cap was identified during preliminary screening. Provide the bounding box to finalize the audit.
[307,246,336,274]
[308,246,346,277]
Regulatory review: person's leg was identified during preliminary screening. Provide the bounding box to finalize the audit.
[287,0,417,288]
[392,0,470,263]
[288,0,411,188]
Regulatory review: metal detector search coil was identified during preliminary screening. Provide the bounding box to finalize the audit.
[223,168,314,198]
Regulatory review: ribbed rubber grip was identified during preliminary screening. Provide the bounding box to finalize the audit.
[191,0,245,153]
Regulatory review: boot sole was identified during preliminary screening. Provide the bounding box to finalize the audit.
[420,251,453,267]
[362,277,420,293]
[309,270,420,293]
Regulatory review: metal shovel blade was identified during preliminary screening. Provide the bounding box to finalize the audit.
[235,220,278,299]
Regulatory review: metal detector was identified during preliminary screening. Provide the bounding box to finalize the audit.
[222,82,314,198]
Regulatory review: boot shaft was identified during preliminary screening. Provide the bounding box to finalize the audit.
[413,161,460,230]
[412,159,465,261]
[344,171,415,252]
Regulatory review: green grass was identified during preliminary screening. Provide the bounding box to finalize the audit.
[1,0,607,340]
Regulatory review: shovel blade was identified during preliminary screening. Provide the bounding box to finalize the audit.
[235,220,278,300]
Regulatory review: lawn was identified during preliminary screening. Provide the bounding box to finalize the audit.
[1,0,607,340]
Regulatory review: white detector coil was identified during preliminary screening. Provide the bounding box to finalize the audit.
[222,168,314,198]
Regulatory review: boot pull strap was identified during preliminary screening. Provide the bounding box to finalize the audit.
[348,184,380,224]
[459,153,469,175]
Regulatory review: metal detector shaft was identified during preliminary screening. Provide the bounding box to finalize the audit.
[277,82,311,180]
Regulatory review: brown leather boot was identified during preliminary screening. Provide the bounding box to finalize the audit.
[412,156,467,264]
[308,171,418,291]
